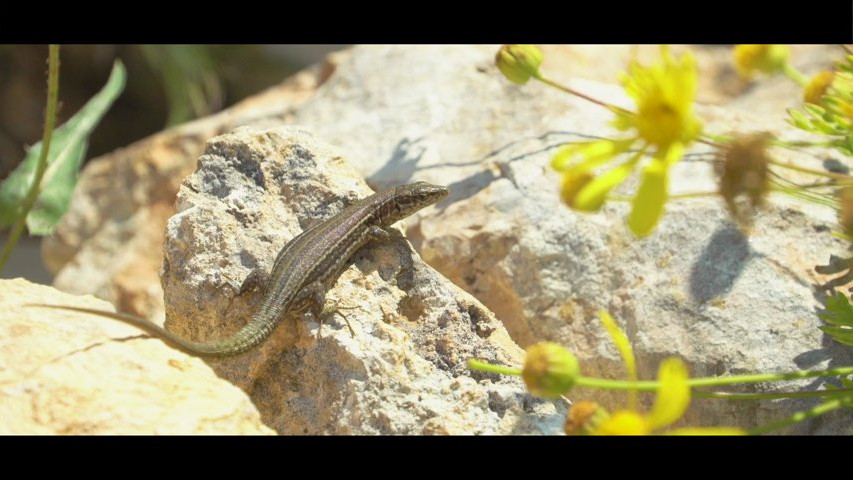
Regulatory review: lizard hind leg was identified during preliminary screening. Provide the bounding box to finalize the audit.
[316,303,360,338]
[303,280,359,338]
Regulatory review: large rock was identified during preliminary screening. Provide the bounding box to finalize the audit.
[157,126,563,434]
[0,278,274,434]
[289,45,852,434]
[43,45,850,434]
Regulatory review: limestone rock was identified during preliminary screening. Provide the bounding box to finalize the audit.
[288,45,852,434]
[41,45,851,434]
[158,126,563,434]
[0,278,274,435]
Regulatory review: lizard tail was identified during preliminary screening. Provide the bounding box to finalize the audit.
[25,303,261,357]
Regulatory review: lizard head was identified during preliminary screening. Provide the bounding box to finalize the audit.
[382,181,448,225]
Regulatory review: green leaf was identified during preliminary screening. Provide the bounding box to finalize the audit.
[803,102,827,118]
[787,108,816,132]
[0,61,126,234]
[819,326,853,346]
[818,292,853,327]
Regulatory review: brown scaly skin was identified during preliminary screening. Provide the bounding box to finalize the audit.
[32,182,449,356]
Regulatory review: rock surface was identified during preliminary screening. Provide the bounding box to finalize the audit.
[43,45,851,434]
[0,278,274,434]
[158,126,563,434]
[288,45,853,434]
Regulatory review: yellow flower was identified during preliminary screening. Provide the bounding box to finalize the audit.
[522,342,580,398]
[620,48,702,150]
[593,357,744,435]
[495,45,543,85]
[552,47,702,237]
[733,44,789,79]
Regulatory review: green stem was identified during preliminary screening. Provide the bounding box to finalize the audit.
[573,366,853,391]
[668,191,720,200]
[771,183,839,209]
[694,388,853,400]
[770,159,853,180]
[702,133,734,144]
[769,138,839,149]
[747,398,844,435]
[467,359,523,377]
[0,45,60,273]
[609,191,719,203]
[535,74,633,116]
[782,62,809,88]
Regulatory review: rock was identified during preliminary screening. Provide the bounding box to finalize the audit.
[288,45,852,434]
[43,45,851,434]
[157,126,563,434]
[0,278,274,434]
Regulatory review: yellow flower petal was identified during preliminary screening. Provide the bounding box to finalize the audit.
[666,427,746,435]
[620,50,701,150]
[627,158,669,237]
[647,357,691,431]
[560,171,595,209]
[594,410,649,435]
[551,138,636,173]
[573,151,643,211]
[598,310,638,409]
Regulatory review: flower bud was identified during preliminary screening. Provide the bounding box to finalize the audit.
[496,44,543,85]
[733,45,789,79]
[522,342,580,398]
[564,401,610,435]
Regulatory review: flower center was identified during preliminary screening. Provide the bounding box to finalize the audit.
[637,95,682,148]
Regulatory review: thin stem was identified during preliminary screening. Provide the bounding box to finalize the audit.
[573,366,853,391]
[467,359,523,377]
[782,62,809,88]
[687,366,853,388]
[747,398,843,435]
[770,138,839,149]
[771,183,839,209]
[770,159,853,180]
[0,45,60,273]
[609,191,719,203]
[696,137,726,149]
[668,191,720,200]
[694,388,853,400]
[535,74,633,116]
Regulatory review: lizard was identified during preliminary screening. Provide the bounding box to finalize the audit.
[31,181,449,357]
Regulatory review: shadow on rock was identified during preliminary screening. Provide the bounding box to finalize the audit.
[689,225,751,303]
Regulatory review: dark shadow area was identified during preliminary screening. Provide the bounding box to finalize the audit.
[689,224,752,303]
[823,158,850,175]
[813,254,853,297]
[370,131,599,212]
[367,136,428,187]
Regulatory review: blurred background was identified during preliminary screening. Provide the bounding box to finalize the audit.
[0,45,348,284]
